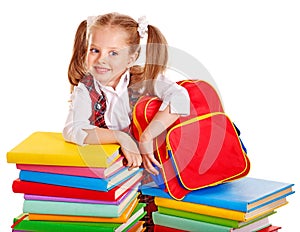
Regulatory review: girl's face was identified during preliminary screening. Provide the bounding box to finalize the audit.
[87,26,137,88]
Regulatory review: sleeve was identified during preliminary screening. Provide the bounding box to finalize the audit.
[62,84,97,146]
[154,73,190,116]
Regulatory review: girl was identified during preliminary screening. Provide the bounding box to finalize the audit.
[63,12,190,176]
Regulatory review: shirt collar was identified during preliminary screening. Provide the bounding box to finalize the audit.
[95,70,130,96]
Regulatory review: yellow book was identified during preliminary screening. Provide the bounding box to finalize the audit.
[154,196,288,222]
[28,197,139,223]
[7,131,120,167]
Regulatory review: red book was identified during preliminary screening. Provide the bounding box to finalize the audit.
[258,225,282,232]
[12,170,143,201]
[154,225,187,232]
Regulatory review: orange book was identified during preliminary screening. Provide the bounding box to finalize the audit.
[155,196,288,222]
[127,221,145,232]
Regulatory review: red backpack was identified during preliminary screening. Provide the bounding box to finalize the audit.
[132,80,250,200]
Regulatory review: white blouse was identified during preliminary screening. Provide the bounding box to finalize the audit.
[63,69,190,146]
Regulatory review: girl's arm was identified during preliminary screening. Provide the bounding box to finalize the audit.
[84,128,142,170]
[139,105,180,175]
[63,84,142,169]
[139,74,190,175]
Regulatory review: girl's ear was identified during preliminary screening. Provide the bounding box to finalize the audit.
[127,52,139,68]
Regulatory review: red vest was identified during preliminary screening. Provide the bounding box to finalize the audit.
[80,74,108,128]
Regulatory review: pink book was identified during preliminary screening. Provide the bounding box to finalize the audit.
[16,157,124,178]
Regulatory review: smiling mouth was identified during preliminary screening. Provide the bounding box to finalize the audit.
[94,66,111,74]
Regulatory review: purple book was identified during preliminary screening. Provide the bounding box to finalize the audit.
[23,185,135,205]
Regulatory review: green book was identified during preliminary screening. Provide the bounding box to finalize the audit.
[153,211,230,232]
[22,190,138,217]
[13,203,146,232]
[152,211,271,232]
[158,206,276,228]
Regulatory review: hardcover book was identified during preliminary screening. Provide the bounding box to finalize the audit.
[152,211,271,232]
[24,189,133,204]
[141,177,294,212]
[23,190,139,217]
[12,203,146,232]
[16,156,125,178]
[158,206,276,228]
[19,167,143,191]
[154,196,288,221]
[258,225,282,231]
[154,225,186,232]
[7,131,120,167]
[12,170,143,201]
[28,196,139,223]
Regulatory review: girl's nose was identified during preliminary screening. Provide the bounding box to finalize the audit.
[97,51,108,63]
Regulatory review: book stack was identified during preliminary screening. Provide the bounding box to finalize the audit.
[140,177,295,232]
[7,131,146,232]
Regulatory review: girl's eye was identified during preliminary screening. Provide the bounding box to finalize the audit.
[90,48,99,53]
[109,51,118,56]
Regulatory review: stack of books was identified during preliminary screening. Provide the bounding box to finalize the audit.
[141,177,295,232]
[7,131,146,232]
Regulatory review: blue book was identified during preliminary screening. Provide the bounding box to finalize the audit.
[140,177,295,212]
[19,167,143,191]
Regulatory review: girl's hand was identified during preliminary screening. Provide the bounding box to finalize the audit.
[139,139,162,175]
[116,132,142,170]
[142,153,161,175]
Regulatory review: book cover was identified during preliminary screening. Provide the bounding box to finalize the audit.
[16,156,125,178]
[158,206,276,228]
[7,131,120,167]
[19,167,143,191]
[232,218,270,231]
[13,203,146,232]
[154,196,288,221]
[154,225,187,232]
[12,171,143,201]
[152,211,231,232]
[23,188,133,204]
[127,221,145,232]
[141,177,294,212]
[153,212,271,232]
[23,189,139,217]
[28,197,139,223]
[258,225,282,232]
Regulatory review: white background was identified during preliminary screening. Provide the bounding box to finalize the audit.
[0,0,299,231]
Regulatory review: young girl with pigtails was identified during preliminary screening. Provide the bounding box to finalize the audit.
[63,12,190,231]
[63,12,190,174]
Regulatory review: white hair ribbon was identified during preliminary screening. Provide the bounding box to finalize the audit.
[137,16,148,38]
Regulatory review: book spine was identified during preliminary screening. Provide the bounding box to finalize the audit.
[23,200,121,217]
[158,206,239,228]
[152,212,231,232]
[141,186,247,211]
[17,164,107,178]
[184,193,247,211]
[7,152,112,168]
[19,171,110,191]
[12,179,118,201]
[13,215,117,232]
[155,197,246,221]
[24,194,122,204]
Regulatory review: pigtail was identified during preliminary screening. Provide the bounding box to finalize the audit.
[143,25,168,94]
[68,20,88,93]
